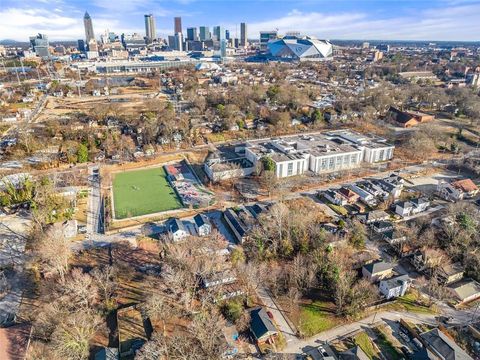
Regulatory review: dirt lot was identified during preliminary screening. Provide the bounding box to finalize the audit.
[36,90,168,122]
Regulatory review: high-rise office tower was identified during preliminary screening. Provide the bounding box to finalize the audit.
[213,26,225,41]
[144,14,156,43]
[77,39,86,52]
[240,22,247,47]
[174,17,182,34]
[187,27,198,41]
[84,11,95,43]
[29,33,49,58]
[199,26,210,41]
[174,33,183,51]
[220,39,227,58]
[225,30,230,40]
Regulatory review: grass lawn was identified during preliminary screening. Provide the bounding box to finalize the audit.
[373,327,403,360]
[354,332,378,360]
[327,204,349,216]
[113,167,183,219]
[298,300,341,337]
[388,291,437,314]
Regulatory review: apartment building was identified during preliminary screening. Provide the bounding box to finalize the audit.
[244,130,394,179]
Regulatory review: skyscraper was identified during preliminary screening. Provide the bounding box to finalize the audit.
[174,17,182,34]
[199,26,210,41]
[29,33,49,58]
[187,27,198,41]
[240,22,247,47]
[144,14,156,43]
[213,26,225,41]
[83,11,95,43]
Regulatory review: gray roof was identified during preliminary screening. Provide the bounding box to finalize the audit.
[449,279,480,302]
[250,307,277,341]
[380,274,410,290]
[363,260,393,275]
[421,329,473,360]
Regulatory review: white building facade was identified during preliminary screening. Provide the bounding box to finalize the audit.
[244,131,395,179]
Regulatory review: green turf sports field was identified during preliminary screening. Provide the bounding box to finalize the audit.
[112,167,183,219]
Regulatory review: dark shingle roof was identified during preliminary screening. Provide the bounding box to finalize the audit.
[421,329,473,360]
[250,307,277,341]
[193,213,210,228]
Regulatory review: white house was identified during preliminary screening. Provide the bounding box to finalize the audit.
[168,218,189,242]
[322,189,347,206]
[395,201,414,217]
[194,214,212,237]
[379,275,410,299]
[395,198,429,217]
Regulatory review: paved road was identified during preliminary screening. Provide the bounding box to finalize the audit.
[281,310,437,354]
[86,165,102,234]
[257,287,297,344]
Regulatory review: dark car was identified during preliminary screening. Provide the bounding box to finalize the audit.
[266,311,274,319]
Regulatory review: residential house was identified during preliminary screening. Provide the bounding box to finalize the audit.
[411,198,430,213]
[449,279,480,305]
[323,189,348,206]
[356,180,389,199]
[395,201,414,217]
[360,210,390,224]
[382,229,407,246]
[168,218,189,242]
[201,270,243,301]
[437,262,464,285]
[201,270,236,288]
[223,206,255,244]
[249,307,278,345]
[412,248,442,273]
[438,179,479,201]
[420,329,473,360]
[193,214,212,237]
[395,198,429,217]
[387,107,434,128]
[339,346,370,360]
[349,184,376,205]
[379,274,410,299]
[362,261,394,282]
[371,220,394,234]
[373,175,404,199]
[338,187,360,204]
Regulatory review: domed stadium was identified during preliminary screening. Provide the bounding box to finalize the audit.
[267,36,333,61]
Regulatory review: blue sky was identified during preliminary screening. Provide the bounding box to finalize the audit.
[1,0,480,41]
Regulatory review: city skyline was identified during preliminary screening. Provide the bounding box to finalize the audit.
[1,0,480,42]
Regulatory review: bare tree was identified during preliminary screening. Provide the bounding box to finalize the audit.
[51,311,103,360]
[36,226,71,281]
[91,265,118,309]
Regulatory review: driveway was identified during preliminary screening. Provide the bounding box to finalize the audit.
[257,287,297,344]
[87,165,102,234]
